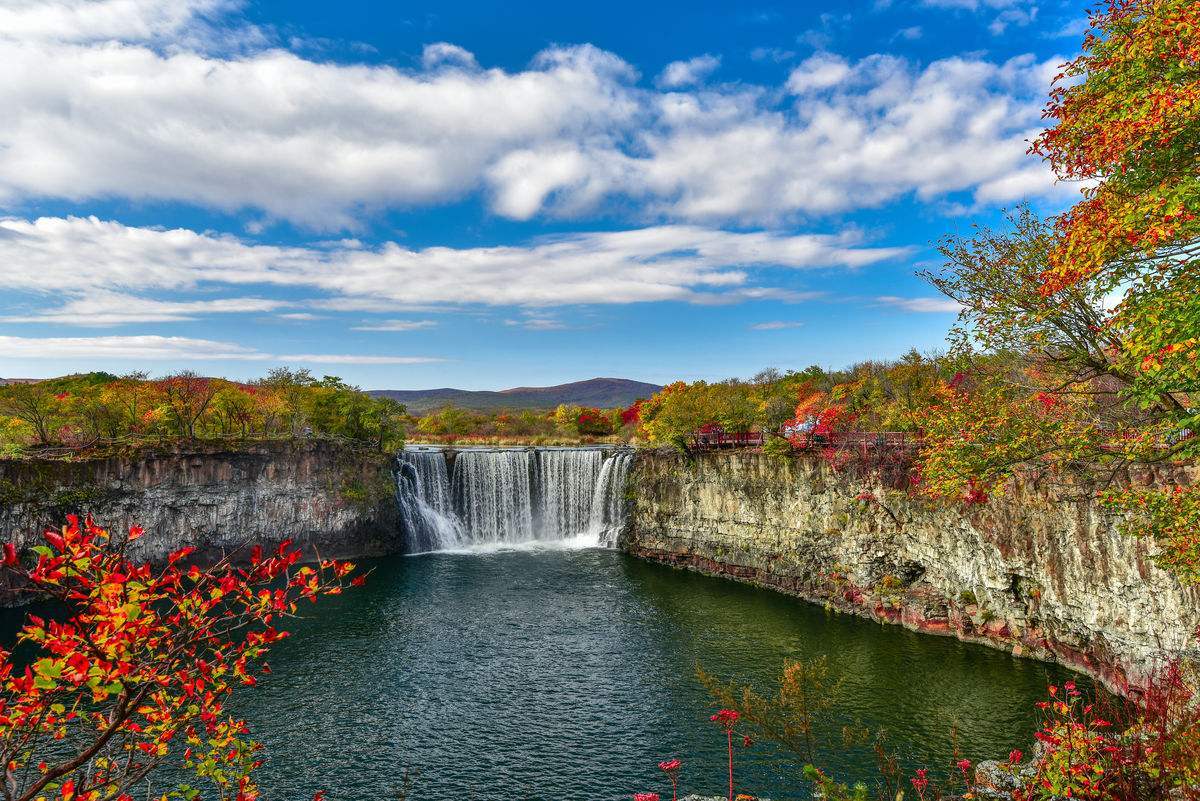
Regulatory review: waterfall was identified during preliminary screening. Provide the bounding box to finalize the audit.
[395,449,465,552]
[588,450,634,547]
[536,449,604,541]
[452,449,536,543]
[396,446,634,551]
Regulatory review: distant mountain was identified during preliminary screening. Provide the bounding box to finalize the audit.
[369,377,662,413]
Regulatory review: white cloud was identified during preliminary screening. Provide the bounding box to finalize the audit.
[0,0,233,43]
[785,52,852,94]
[877,296,962,312]
[750,321,804,330]
[421,42,478,70]
[0,1,1071,227]
[749,47,794,63]
[504,311,568,330]
[989,6,1037,34]
[656,55,720,88]
[0,333,441,363]
[0,36,639,229]
[915,0,1039,34]
[0,216,910,311]
[0,291,288,325]
[893,25,924,40]
[351,319,439,331]
[0,334,261,360]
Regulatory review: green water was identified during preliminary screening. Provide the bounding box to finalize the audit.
[228,547,1079,800]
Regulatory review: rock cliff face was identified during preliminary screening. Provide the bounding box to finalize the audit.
[622,449,1200,694]
[0,441,401,565]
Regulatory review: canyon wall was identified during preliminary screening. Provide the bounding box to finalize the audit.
[0,440,401,564]
[622,449,1200,694]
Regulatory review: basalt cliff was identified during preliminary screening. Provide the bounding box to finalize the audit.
[622,449,1199,694]
[0,440,400,565]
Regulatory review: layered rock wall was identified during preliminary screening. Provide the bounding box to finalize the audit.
[622,449,1200,693]
[0,440,401,564]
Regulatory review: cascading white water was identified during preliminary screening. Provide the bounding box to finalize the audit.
[536,449,604,541]
[396,447,634,551]
[395,449,465,553]
[588,450,634,547]
[452,449,536,543]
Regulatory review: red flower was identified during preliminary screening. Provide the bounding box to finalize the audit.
[710,708,740,729]
[658,759,681,773]
[911,768,929,799]
[2,543,17,567]
[633,794,660,801]
[1008,749,1023,764]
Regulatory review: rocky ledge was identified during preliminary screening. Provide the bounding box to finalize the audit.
[622,449,1200,695]
[0,439,402,567]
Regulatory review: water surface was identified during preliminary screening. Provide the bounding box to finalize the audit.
[240,547,1078,800]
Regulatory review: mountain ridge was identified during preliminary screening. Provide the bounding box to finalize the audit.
[368,377,662,412]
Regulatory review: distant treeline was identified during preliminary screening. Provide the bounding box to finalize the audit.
[0,369,406,456]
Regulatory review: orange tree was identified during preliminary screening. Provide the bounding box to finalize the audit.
[921,0,1199,580]
[1032,0,1198,439]
[0,516,358,801]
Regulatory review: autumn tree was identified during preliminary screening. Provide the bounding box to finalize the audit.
[921,0,1200,579]
[0,516,358,801]
[0,383,63,446]
[1031,0,1198,444]
[699,657,843,766]
[257,368,316,436]
[156,372,219,441]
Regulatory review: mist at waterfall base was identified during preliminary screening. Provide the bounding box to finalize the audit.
[395,447,634,552]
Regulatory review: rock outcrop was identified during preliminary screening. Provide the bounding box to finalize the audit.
[622,449,1200,694]
[0,440,401,565]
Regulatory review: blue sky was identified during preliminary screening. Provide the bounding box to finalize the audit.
[0,0,1087,389]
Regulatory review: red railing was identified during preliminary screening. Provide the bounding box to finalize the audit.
[788,431,918,454]
[692,428,920,453]
[692,430,765,448]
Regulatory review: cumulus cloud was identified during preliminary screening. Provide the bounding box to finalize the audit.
[877,296,962,312]
[785,52,852,93]
[0,0,233,43]
[656,55,720,88]
[0,0,1071,228]
[0,334,439,363]
[0,216,909,315]
[421,42,478,70]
